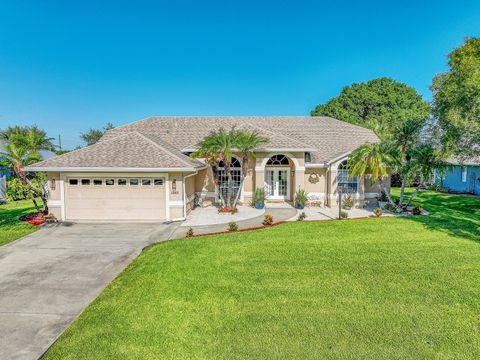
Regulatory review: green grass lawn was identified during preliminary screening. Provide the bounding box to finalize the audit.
[0,199,38,247]
[45,189,480,359]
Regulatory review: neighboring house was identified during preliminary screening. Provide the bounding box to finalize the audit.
[0,139,56,199]
[25,116,388,221]
[435,157,480,195]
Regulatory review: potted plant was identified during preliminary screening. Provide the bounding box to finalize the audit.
[254,187,265,209]
[342,195,354,210]
[295,189,308,209]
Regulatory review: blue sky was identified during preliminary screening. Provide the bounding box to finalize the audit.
[0,1,479,149]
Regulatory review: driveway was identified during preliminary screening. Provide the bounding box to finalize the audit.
[0,222,177,360]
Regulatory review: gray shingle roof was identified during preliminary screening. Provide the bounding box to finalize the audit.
[28,116,380,170]
[28,131,204,170]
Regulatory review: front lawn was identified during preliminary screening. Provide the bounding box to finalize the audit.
[0,199,38,246]
[45,190,480,359]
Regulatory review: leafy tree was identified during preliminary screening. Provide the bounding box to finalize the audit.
[431,37,480,158]
[80,122,114,146]
[0,125,55,151]
[193,128,268,211]
[311,78,430,139]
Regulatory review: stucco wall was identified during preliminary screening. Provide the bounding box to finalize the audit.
[436,165,480,195]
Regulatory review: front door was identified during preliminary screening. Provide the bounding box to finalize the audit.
[265,168,290,200]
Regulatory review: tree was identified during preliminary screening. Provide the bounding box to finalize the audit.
[0,125,55,151]
[347,142,397,206]
[231,130,268,208]
[431,37,480,158]
[193,128,268,211]
[311,78,430,139]
[80,122,114,146]
[0,142,44,212]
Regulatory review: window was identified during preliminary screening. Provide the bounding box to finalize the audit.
[337,160,358,194]
[118,179,127,186]
[461,166,467,182]
[142,179,152,186]
[217,158,242,200]
[266,154,289,166]
[93,179,103,186]
[105,179,115,186]
[154,178,164,186]
[69,179,78,186]
[304,152,312,163]
[129,178,139,186]
[81,179,91,186]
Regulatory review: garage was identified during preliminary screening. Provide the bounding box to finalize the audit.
[65,176,166,221]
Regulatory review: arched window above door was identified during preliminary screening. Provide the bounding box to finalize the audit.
[266,154,290,166]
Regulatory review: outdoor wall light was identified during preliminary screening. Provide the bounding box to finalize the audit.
[50,178,56,191]
[172,179,177,191]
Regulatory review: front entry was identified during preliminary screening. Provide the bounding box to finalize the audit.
[265,168,290,200]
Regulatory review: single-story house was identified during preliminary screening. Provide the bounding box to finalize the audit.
[435,157,480,195]
[26,116,388,222]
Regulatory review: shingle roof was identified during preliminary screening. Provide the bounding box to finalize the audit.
[27,131,204,170]
[28,116,380,170]
[103,116,379,164]
[445,157,480,166]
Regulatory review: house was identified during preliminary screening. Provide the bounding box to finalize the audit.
[25,116,388,221]
[435,157,480,195]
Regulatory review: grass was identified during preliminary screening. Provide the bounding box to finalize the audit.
[0,198,38,246]
[45,189,480,359]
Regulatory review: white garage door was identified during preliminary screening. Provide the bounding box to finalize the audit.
[65,177,166,221]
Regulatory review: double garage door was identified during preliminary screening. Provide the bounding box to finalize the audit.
[65,177,166,221]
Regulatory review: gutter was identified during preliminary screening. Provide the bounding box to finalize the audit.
[24,166,206,172]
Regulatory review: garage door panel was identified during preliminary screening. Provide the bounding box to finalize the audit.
[66,183,167,221]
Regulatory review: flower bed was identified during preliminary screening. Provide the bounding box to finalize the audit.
[19,212,46,226]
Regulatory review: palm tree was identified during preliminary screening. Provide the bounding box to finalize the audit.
[231,130,268,208]
[391,119,424,205]
[348,142,398,206]
[1,142,44,212]
[192,128,238,209]
[403,144,447,207]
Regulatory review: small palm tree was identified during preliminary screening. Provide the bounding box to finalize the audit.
[231,130,268,208]
[348,142,397,206]
[403,145,447,207]
[1,142,45,212]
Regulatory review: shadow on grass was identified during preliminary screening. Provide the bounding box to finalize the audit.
[393,189,480,243]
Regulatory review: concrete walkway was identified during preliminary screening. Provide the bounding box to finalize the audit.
[0,222,177,360]
[170,207,297,239]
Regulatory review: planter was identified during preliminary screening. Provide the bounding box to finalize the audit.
[255,201,264,209]
[343,206,352,210]
[295,203,305,209]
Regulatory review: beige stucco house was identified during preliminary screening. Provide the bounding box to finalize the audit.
[26,116,388,222]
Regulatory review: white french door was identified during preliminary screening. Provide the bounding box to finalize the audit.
[265,168,290,200]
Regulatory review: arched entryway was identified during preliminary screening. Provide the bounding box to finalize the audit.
[264,154,292,200]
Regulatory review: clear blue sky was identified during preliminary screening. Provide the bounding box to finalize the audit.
[0,1,479,149]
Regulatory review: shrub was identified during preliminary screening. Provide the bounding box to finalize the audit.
[297,212,306,221]
[230,207,238,214]
[343,195,354,209]
[340,211,349,219]
[295,189,309,207]
[185,228,194,237]
[377,191,389,202]
[384,203,396,212]
[262,214,273,226]
[6,177,30,201]
[254,187,265,203]
[227,222,238,232]
[412,205,423,216]
[373,207,383,217]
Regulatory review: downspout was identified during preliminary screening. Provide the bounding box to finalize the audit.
[182,171,198,220]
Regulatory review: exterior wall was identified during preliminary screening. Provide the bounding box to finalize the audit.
[185,173,196,214]
[46,172,63,219]
[304,168,326,203]
[436,165,480,195]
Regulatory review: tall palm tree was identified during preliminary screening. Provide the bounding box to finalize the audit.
[1,142,44,212]
[348,142,398,206]
[231,130,268,208]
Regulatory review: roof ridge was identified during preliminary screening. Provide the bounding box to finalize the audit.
[240,121,310,148]
[134,131,194,167]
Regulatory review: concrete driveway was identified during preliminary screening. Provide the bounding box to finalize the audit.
[0,222,177,360]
